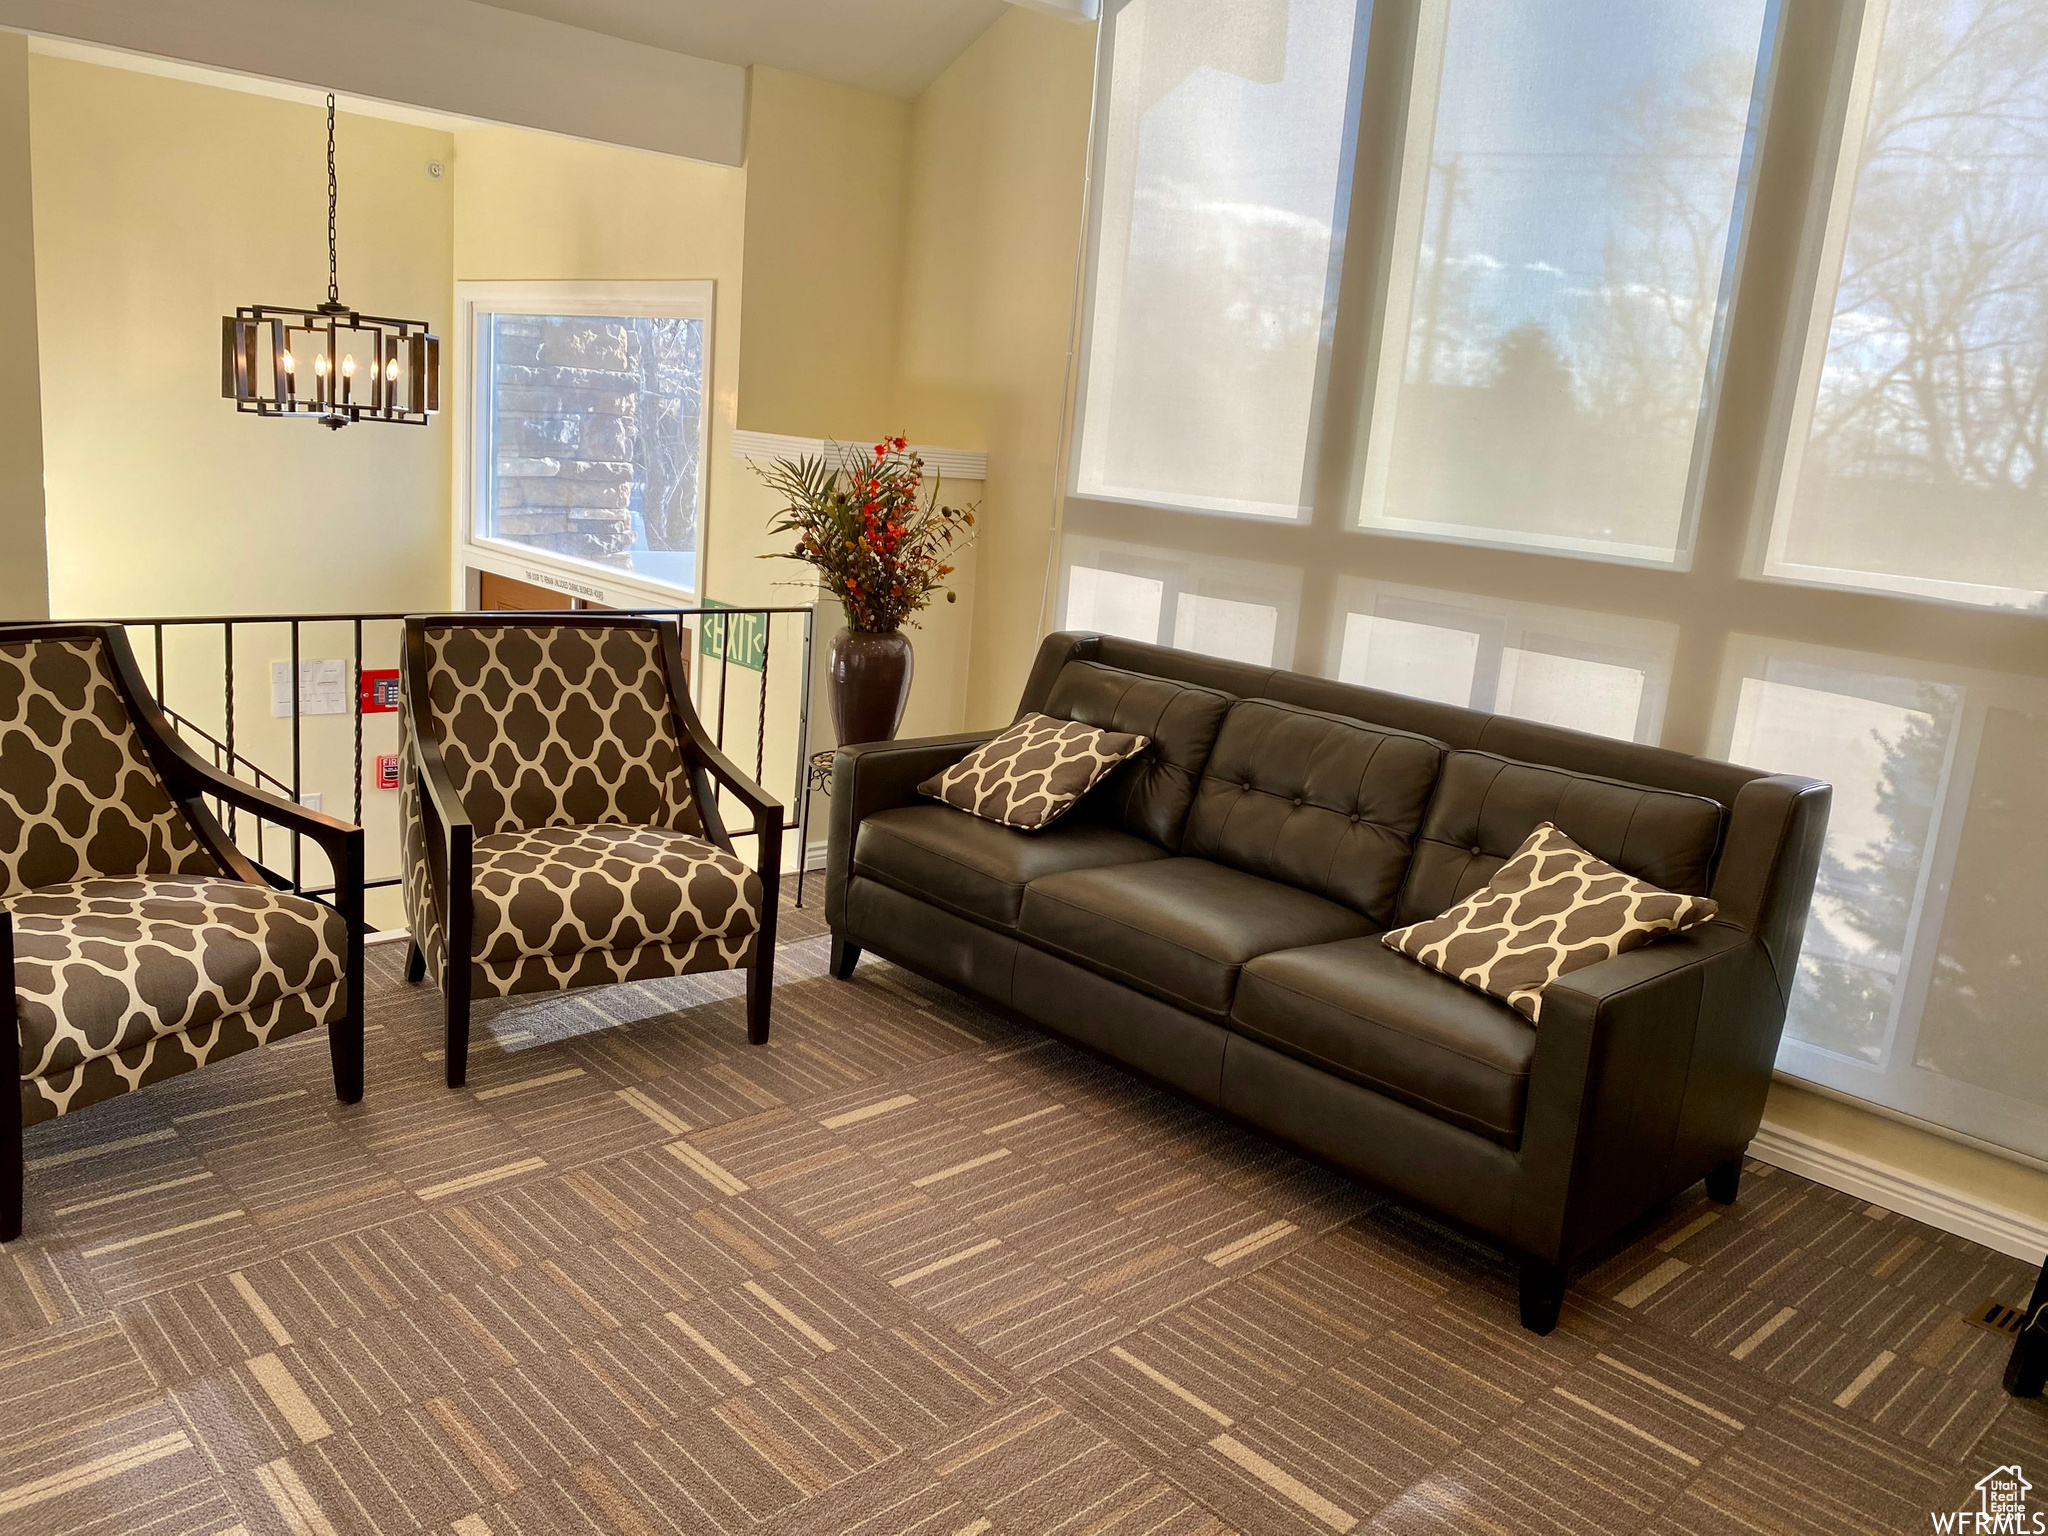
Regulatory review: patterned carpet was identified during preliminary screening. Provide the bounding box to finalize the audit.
[1,879,2042,1536]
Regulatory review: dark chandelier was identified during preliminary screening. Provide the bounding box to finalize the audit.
[221,94,440,429]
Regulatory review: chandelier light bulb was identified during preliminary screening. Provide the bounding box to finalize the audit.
[314,354,327,376]
[280,352,294,373]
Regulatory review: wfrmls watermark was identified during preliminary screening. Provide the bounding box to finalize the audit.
[1932,1466,2042,1534]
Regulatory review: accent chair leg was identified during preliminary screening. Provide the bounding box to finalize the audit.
[829,935,861,981]
[2005,1255,2048,1397]
[1,1090,20,1244]
[329,994,365,1106]
[3,919,22,1242]
[747,944,775,1046]
[1704,1156,1743,1205]
[1519,1260,1567,1336]
[444,967,472,1090]
[405,941,426,985]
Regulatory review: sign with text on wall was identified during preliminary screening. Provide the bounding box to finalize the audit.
[698,599,766,672]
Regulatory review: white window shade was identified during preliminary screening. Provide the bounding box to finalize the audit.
[1717,639,2048,1161]
[1061,538,1300,667]
[1331,580,1674,743]
[1074,0,1362,519]
[1763,0,2048,610]
[1356,0,1773,563]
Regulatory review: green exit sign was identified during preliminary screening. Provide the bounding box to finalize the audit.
[698,600,767,673]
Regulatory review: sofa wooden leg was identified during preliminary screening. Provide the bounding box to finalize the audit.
[1705,1156,1743,1205]
[829,935,861,981]
[1519,1261,1567,1335]
[444,970,472,1091]
[405,941,426,985]
[747,945,775,1047]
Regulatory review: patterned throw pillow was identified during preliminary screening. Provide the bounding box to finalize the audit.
[1380,822,1719,1023]
[919,713,1151,831]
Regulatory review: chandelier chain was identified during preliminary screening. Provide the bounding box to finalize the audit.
[326,93,338,306]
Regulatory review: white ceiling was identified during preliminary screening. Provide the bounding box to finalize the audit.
[470,0,1012,99]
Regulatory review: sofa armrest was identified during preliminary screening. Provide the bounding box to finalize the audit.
[825,731,997,930]
[1512,921,1777,1263]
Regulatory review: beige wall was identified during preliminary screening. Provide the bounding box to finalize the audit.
[29,57,456,925]
[895,9,1096,728]
[31,56,453,618]
[738,68,908,444]
[0,33,48,619]
[451,124,752,600]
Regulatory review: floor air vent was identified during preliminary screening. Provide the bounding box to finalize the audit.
[1965,1298,2026,1337]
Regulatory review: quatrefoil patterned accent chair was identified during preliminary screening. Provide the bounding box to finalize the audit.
[400,615,783,1087]
[0,624,365,1241]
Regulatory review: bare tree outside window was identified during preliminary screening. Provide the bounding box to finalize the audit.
[1779,0,2048,607]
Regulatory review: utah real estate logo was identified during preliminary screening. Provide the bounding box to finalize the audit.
[1933,1466,2040,1534]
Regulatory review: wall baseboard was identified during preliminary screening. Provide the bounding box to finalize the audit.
[1751,1119,2048,1263]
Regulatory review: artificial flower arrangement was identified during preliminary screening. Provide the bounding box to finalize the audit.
[757,436,977,631]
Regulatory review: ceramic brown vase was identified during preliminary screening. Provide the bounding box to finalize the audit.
[828,628,914,745]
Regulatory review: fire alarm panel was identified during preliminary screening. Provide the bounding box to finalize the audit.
[360,669,401,713]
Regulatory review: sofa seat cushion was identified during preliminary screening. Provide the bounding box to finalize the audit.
[855,803,1169,929]
[1231,936,1535,1146]
[5,876,346,1080]
[1019,858,1374,1020]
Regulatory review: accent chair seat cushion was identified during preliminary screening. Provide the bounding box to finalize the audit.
[854,803,1170,930]
[1018,858,1375,1021]
[1231,936,1536,1147]
[6,875,346,1082]
[470,824,761,967]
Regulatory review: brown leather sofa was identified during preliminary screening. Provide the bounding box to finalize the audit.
[825,632,1829,1332]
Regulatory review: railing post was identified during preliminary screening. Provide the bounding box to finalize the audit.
[289,620,303,893]
[792,606,814,907]
[755,615,770,784]
[352,617,364,828]
[222,622,236,841]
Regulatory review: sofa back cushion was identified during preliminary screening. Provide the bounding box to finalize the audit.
[1041,661,1234,849]
[1395,750,1724,926]
[1182,700,1444,925]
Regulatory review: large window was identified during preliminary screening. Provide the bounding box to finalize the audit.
[1332,580,1675,742]
[459,281,711,600]
[1060,0,2048,1159]
[1073,0,1363,519]
[1715,639,2048,1159]
[1061,537,1302,667]
[1357,0,1772,564]
[1762,0,2048,610]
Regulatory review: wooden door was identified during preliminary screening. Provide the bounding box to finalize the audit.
[477,572,611,611]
